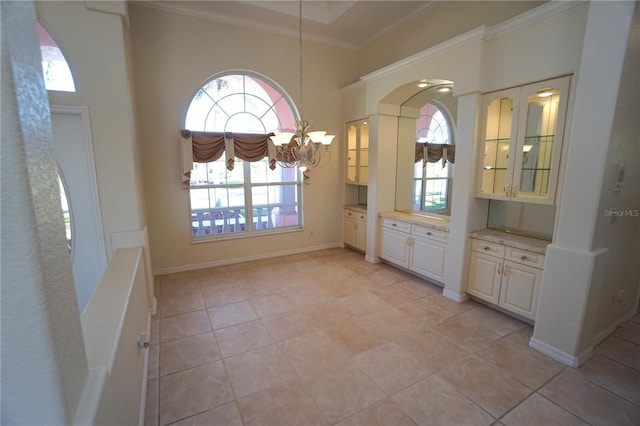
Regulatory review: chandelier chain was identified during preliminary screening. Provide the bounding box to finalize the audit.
[299,0,304,120]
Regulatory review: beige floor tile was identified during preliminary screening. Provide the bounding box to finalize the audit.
[158,293,204,318]
[395,327,471,374]
[479,332,564,389]
[148,344,159,380]
[501,393,587,426]
[144,378,158,426]
[325,321,388,355]
[345,259,388,275]
[427,293,476,316]
[614,322,640,345]
[397,297,460,326]
[249,292,297,318]
[339,291,391,317]
[194,265,230,281]
[392,374,495,426]
[359,307,422,340]
[159,310,212,343]
[239,280,285,299]
[159,361,233,425]
[159,332,221,376]
[337,398,417,426]
[595,335,640,371]
[161,271,199,288]
[306,300,355,330]
[198,272,241,289]
[394,279,440,298]
[354,342,431,394]
[433,315,502,353]
[457,305,527,337]
[224,344,296,398]
[370,283,423,305]
[286,283,333,309]
[299,359,387,424]
[207,301,257,330]
[237,380,329,426]
[279,329,350,375]
[575,354,640,405]
[159,280,201,301]
[315,277,368,298]
[201,285,245,308]
[214,320,273,358]
[368,267,415,287]
[170,402,242,426]
[261,309,319,341]
[539,369,640,426]
[440,355,532,417]
[226,261,261,272]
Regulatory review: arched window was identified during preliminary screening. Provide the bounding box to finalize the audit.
[185,71,301,239]
[38,22,75,92]
[414,102,454,212]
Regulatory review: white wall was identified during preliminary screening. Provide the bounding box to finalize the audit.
[128,4,358,273]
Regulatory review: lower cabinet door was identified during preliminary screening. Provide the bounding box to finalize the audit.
[356,220,367,251]
[380,228,409,268]
[410,237,446,281]
[343,217,357,247]
[467,251,502,305]
[498,261,542,320]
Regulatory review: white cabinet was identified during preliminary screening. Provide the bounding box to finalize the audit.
[346,119,369,184]
[477,76,571,205]
[344,208,367,251]
[380,217,447,283]
[467,238,544,321]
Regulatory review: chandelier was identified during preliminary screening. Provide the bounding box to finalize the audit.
[269,1,334,171]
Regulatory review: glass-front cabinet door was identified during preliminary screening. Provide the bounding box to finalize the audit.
[477,75,570,205]
[478,87,520,199]
[345,119,369,184]
[512,76,570,203]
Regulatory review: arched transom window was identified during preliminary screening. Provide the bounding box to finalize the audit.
[185,71,302,240]
[38,21,75,92]
[414,102,454,212]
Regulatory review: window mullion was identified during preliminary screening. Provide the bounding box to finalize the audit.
[243,161,254,231]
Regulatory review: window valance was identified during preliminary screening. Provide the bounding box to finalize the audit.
[180,130,307,188]
[415,143,456,167]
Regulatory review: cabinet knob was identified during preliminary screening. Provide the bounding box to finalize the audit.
[392,223,397,227]
[360,216,364,219]
[483,246,491,251]
[426,231,432,236]
[521,255,528,260]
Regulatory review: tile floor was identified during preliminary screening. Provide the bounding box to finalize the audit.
[144,248,640,426]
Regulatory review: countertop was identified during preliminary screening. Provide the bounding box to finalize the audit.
[344,204,367,213]
[470,228,550,255]
[379,210,450,232]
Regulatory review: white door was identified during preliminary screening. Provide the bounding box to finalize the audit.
[51,105,107,313]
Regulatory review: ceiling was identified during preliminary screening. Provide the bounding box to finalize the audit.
[132,1,439,49]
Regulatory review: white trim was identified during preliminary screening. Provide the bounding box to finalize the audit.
[360,0,585,83]
[51,105,107,266]
[361,26,487,83]
[364,254,381,264]
[72,366,107,426]
[529,336,593,368]
[442,288,469,303]
[484,1,585,40]
[154,242,341,276]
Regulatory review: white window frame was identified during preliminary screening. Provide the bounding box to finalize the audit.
[185,71,303,242]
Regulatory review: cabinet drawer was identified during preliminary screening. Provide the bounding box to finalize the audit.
[505,247,545,269]
[471,239,505,257]
[411,225,448,243]
[381,218,410,233]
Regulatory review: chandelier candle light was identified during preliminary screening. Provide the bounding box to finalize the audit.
[270,1,335,171]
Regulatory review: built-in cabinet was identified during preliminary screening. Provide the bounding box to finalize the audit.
[477,75,571,205]
[467,235,547,321]
[343,207,367,252]
[379,215,448,283]
[346,119,369,184]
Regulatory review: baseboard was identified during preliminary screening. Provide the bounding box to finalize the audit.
[442,289,469,303]
[529,336,593,368]
[154,242,341,276]
[364,255,380,264]
[591,307,639,347]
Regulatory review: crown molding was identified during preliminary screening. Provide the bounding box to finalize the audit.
[130,1,357,50]
[360,0,585,83]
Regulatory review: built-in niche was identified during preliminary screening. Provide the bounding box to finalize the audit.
[487,200,555,240]
[395,81,457,216]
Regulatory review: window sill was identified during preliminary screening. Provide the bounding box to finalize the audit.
[191,225,303,244]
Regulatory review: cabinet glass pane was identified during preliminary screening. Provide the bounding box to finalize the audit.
[481,96,513,195]
[519,87,560,197]
[347,125,357,150]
